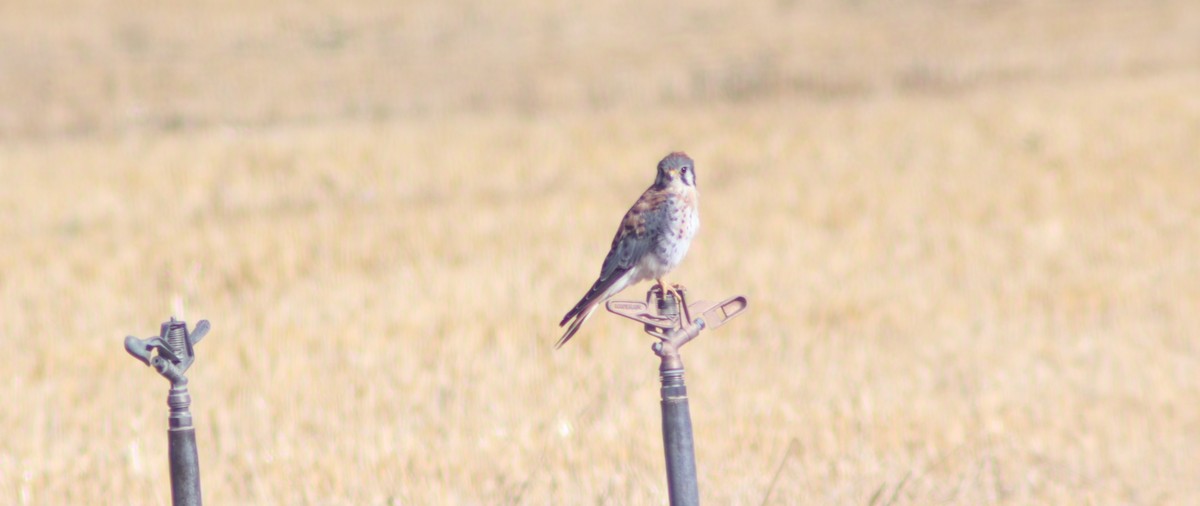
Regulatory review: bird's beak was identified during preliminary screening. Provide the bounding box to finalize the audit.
[668,169,679,177]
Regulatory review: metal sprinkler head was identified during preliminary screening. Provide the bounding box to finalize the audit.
[125,317,210,386]
[606,284,748,370]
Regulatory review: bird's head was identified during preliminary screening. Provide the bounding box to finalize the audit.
[655,151,696,189]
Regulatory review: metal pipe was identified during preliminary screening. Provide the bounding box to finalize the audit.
[654,289,700,506]
[660,367,700,506]
[168,384,203,506]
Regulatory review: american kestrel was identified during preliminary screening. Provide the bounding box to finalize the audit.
[557,152,700,349]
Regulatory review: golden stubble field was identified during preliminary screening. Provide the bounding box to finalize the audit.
[2,1,1199,504]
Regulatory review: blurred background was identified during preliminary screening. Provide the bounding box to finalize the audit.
[2,0,1198,504]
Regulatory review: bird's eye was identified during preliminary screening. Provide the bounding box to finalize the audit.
[681,167,689,174]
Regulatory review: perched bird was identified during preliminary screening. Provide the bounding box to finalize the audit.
[557,152,700,349]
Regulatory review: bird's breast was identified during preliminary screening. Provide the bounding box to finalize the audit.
[645,188,698,273]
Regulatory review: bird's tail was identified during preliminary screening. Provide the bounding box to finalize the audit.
[555,304,598,349]
[555,269,634,349]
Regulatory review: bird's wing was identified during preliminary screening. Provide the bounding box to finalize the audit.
[559,187,662,327]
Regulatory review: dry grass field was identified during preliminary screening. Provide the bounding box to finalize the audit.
[2,0,1200,504]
